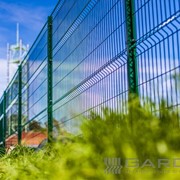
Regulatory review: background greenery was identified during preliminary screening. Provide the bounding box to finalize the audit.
[0,98,180,180]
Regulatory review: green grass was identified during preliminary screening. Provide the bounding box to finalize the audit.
[0,98,180,180]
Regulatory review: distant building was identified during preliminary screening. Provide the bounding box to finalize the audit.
[5,23,29,138]
[7,23,29,84]
[5,132,47,149]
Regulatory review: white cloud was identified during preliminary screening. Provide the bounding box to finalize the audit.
[0,58,19,97]
[0,2,50,31]
[0,46,6,58]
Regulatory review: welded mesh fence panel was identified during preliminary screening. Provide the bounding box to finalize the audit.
[4,71,19,147]
[134,0,180,113]
[52,0,128,134]
[0,0,179,144]
[21,24,48,146]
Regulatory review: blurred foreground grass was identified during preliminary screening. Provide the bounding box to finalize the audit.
[0,98,180,180]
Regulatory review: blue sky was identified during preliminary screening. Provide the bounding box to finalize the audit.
[0,0,58,96]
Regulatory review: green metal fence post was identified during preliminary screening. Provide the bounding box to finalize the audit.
[0,102,3,141]
[125,0,138,97]
[0,119,3,146]
[47,16,53,143]
[0,100,5,155]
[3,92,6,148]
[0,121,4,155]
[18,65,22,145]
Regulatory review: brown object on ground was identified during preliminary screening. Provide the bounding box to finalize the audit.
[5,131,47,149]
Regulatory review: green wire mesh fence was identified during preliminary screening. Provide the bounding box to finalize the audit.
[0,0,179,149]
